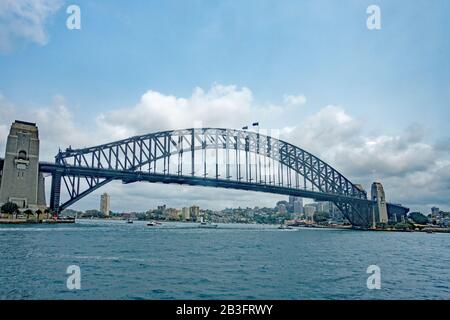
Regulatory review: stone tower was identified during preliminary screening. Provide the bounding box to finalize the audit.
[371,182,388,224]
[0,121,46,211]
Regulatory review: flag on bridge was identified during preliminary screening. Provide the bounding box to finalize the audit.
[252,122,259,126]
[242,126,248,130]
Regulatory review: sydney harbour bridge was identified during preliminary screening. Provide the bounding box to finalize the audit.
[0,121,408,228]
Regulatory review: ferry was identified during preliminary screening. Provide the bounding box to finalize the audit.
[126,219,133,224]
[278,224,294,230]
[198,217,218,228]
[199,221,218,229]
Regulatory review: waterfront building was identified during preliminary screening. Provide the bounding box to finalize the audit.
[100,193,110,217]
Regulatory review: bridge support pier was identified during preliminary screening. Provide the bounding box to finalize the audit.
[335,200,373,229]
[371,182,388,224]
[49,172,61,216]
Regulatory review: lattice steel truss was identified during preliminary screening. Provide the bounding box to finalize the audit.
[48,128,372,226]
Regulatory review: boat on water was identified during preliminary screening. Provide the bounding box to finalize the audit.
[126,219,133,224]
[199,221,218,228]
[198,217,218,228]
[147,221,162,226]
[278,224,294,230]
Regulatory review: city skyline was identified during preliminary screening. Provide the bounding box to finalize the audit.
[1,1,449,213]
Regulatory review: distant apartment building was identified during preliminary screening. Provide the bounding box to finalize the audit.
[304,205,316,220]
[431,207,440,217]
[190,205,200,221]
[289,196,303,216]
[165,208,180,220]
[278,203,287,214]
[293,199,303,215]
[181,207,190,221]
[316,201,333,214]
[100,193,110,217]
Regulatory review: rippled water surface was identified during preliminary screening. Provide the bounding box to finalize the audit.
[0,220,449,299]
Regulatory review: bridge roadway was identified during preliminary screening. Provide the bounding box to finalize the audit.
[37,160,407,214]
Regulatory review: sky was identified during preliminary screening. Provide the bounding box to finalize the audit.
[0,0,449,213]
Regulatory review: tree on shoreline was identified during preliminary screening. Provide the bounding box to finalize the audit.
[1,202,19,219]
[409,212,429,225]
[36,209,42,221]
[24,209,33,220]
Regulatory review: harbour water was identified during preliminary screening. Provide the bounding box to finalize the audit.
[0,220,449,300]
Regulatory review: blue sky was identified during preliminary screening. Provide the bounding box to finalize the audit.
[2,0,449,134]
[0,0,449,212]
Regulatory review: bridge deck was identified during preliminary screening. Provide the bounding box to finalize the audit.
[0,156,408,219]
[38,161,408,214]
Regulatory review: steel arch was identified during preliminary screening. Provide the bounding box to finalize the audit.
[49,128,370,225]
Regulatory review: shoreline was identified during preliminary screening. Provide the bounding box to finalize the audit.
[0,218,75,225]
[67,218,450,233]
[2,217,448,233]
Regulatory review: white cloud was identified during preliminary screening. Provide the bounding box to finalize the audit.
[283,94,306,106]
[0,0,62,52]
[282,106,450,212]
[0,94,93,160]
[285,105,361,154]
[97,84,254,139]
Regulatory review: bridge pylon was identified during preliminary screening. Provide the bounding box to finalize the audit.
[0,121,46,213]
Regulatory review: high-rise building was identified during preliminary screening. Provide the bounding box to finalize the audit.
[293,200,303,215]
[316,201,332,214]
[190,205,200,220]
[181,207,190,221]
[100,193,110,216]
[431,207,440,217]
[304,205,316,220]
[289,196,303,216]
